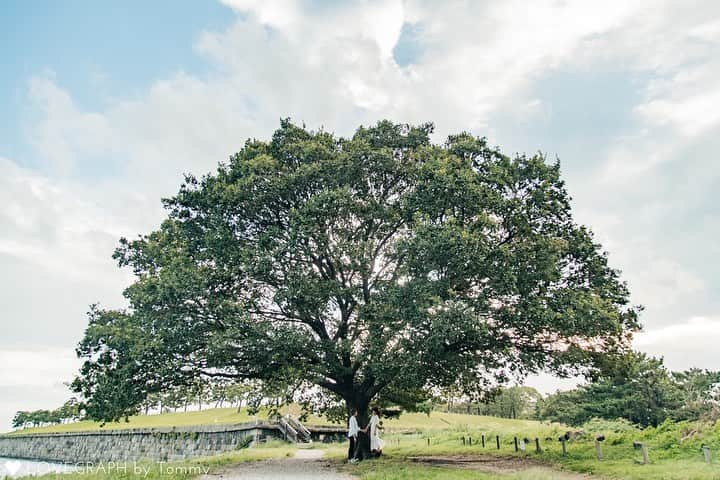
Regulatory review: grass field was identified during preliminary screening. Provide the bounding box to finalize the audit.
[8,409,720,479]
[7,408,265,435]
[325,416,720,479]
[346,457,720,480]
[340,425,720,480]
[7,406,552,435]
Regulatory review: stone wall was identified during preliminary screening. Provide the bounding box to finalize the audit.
[0,422,282,463]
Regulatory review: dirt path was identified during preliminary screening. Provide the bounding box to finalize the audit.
[408,455,592,479]
[198,449,352,480]
[200,451,591,480]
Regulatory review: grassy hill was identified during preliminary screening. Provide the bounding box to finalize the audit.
[6,406,552,435]
[8,407,264,435]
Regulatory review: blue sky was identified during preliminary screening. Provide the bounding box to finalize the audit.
[1,0,719,430]
[1,0,233,167]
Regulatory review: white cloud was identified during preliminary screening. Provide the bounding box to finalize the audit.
[27,74,112,174]
[0,349,79,432]
[635,317,720,347]
[221,0,405,60]
[635,317,720,371]
[607,238,706,310]
[0,349,79,389]
[636,77,720,137]
[198,0,660,137]
[524,373,582,395]
[220,0,301,29]
[0,157,134,283]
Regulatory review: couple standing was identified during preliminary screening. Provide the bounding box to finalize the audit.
[347,407,384,462]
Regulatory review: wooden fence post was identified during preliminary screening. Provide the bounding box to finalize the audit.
[496,435,500,450]
[559,436,567,457]
[481,434,485,448]
[535,438,541,454]
[634,441,650,464]
[514,437,518,452]
[702,444,712,464]
[595,435,605,461]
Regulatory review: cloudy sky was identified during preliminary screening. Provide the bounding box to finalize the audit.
[1,0,719,430]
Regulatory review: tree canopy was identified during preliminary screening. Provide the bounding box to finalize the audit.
[12,399,80,429]
[537,353,720,427]
[72,120,639,424]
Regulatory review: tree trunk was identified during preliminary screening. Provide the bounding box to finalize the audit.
[347,398,372,461]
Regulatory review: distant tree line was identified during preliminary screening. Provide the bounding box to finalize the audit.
[536,352,720,427]
[433,352,719,429]
[11,380,276,430]
[138,380,264,415]
[438,386,543,420]
[12,399,81,429]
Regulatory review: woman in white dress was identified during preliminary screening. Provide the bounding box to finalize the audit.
[368,407,384,455]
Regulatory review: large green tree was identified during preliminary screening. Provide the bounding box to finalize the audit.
[672,368,720,421]
[537,352,683,427]
[73,120,639,428]
[481,386,543,419]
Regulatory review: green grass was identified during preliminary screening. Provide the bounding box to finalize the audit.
[346,458,576,480]
[9,409,720,479]
[7,407,554,435]
[334,418,720,480]
[541,418,720,479]
[7,408,263,435]
[372,411,551,433]
[345,457,720,480]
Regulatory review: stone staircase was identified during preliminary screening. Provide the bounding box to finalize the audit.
[276,415,313,444]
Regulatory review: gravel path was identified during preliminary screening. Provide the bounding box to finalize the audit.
[409,455,592,479]
[200,450,590,479]
[198,449,353,480]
